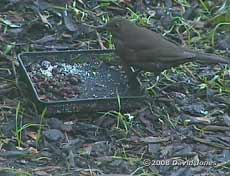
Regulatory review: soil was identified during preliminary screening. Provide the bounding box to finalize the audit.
[0,0,230,176]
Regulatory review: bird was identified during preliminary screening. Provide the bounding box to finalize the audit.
[103,17,230,89]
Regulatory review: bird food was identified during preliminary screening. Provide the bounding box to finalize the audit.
[18,49,145,114]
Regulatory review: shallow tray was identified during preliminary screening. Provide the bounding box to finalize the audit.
[18,49,146,114]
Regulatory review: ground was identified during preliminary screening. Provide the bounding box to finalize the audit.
[0,0,230,176]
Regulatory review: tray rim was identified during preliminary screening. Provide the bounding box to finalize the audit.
[18,49,146,105]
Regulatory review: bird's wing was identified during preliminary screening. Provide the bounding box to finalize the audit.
[135,48,196,63]
[123,29,195,62]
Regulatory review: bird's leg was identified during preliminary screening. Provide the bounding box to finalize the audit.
[122,61,142,93]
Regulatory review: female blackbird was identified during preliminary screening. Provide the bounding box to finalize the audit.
[105,17,230,75]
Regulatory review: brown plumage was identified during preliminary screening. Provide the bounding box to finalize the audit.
[105,17,230,77]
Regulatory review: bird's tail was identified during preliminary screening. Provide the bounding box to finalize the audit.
[194,52,230,64]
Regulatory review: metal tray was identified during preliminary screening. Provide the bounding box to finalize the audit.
[18,49,146,114]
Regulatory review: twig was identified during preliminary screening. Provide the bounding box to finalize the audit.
[96,31,106,50]
[191,136,230,149]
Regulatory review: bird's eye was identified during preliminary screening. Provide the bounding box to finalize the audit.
[114,23,119,28]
